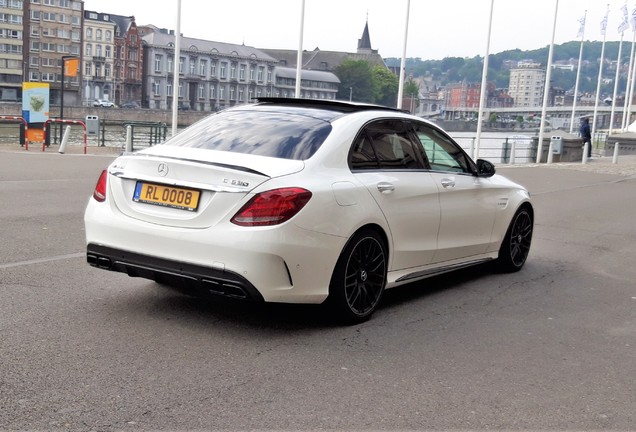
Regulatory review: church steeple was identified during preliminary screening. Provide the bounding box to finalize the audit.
[357,18,374,54]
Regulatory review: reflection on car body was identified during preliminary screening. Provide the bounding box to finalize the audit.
[84,98,533,323]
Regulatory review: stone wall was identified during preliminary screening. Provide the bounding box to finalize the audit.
[606,133,636,156]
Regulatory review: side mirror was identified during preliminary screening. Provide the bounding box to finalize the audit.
[476,159,496,177]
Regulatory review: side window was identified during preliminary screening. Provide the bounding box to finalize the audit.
[413,123,471,173]
[350,120,423,170]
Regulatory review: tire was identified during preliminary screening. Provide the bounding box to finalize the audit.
[328,229,387,324]
[495,206,533,272]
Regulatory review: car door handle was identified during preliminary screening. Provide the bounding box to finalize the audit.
[377,182,395,194]
[441,178,455,188]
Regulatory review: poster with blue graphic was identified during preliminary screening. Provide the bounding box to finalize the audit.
[22,82,50,124]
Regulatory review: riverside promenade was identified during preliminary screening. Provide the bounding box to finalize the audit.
[2,141,636,177]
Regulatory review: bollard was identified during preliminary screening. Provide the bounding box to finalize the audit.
[582,142,589,164]
[125,125,133,153]
[58,125,72,154]
[509,140,516,165]
[547,141,554,164]
[613,142,620,164]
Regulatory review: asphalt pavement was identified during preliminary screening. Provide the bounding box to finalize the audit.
[1,144,635,430]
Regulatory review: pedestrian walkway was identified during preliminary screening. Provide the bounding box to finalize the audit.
[516,155,636,177]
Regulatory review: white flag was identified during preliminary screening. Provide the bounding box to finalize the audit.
[577,15,586,38]
[619,3,630,33]
[601,9,609,36]
[631,7,636,31]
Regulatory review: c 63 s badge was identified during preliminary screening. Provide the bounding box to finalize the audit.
[223,178,249,187]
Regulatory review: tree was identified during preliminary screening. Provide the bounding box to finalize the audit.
[372,66,399,107]
[334,59,374,102]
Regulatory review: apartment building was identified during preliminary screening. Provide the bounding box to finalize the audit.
[0,0,23,101]
[141,28,278,111]
[508,61,545,108]
[23,0,84,105]
[110,13,142,104]
[82,10,115,104]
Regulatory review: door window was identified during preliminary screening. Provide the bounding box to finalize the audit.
[350,120,424,170]
[413,123,472,173]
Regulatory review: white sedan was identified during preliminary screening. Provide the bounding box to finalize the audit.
[85,98,533,323]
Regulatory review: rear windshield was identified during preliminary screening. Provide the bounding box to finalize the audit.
[164,109,332,160]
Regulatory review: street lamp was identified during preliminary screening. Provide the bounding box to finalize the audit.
[60,55,79,143]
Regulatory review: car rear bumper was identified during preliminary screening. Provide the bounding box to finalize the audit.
[87,243,265,301]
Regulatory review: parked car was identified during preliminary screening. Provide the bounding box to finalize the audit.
[120,101,140,109]
[177,102,190,111]
[84,98,533,323]
[93,99,114,108]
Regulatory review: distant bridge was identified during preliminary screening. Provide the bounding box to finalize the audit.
[427,105,628,131]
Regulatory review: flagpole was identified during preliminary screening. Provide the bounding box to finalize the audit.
[622,32,636,130]
[474,0,495,160]
[609,33,624,136]
[569,11,586,134]
[171,0,181,137]
[622,12,636,130]
[295,0,305,99]
[593,5,609,138]
[396,0,411,109]
[536,0,559,164]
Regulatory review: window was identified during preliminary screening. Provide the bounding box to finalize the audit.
[230,63,236,79]
[85,44,91,56]
[210,62,216,77]
[167,56,173,72]
[104,64,111,77]
[154,54,162,72]
[96,29,102,41]
[220,62,226,79]
[219,85,225,100]
[189,57,196,75]
[413,122,471,173]
[249,67,255,81]
[85,61,91,75]
[350,120,423,171]
[178,81,183,97]
[95,44,102,57]
[178,57,184,74]
[257,67,264,83]
[199,59,207,76]
[166,81,172,96]
[209,84,215,99]
[105,30,111,41]
[198,84,204,99]
[105,46,111,58]
[153,80,160,96]
[239,64,246,81]
[230,86,235,100]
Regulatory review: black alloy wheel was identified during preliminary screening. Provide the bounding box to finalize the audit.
[496,206,533,272]
[329,230,387,323]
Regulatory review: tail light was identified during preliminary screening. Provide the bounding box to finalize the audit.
[93,170,107,202]
[231,187,312,226]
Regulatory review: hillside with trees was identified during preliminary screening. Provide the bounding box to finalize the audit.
[385,41,629,96]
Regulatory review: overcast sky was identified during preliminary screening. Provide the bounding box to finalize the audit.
[84,0,632,60]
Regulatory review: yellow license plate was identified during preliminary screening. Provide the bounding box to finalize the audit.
[133,182,200,212]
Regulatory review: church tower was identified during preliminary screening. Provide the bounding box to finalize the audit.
[357,19,377,54]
